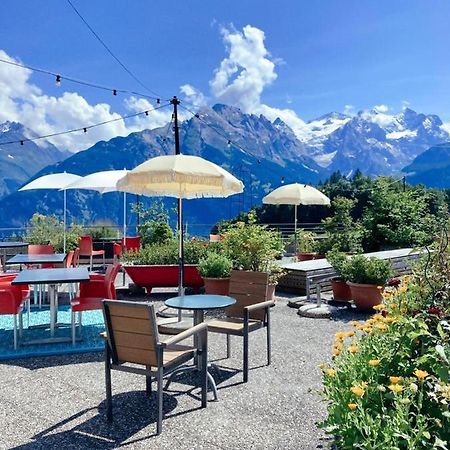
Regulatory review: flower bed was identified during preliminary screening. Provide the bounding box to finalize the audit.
[320,236,450,449]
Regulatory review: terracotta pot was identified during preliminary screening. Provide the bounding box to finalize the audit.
[209,234,223,242]
[297,252,317,261]
[331,278,352,302]
[202,277,230,295]
[267,283,276,301]
[123,264,204,294]
[347,282,383,311]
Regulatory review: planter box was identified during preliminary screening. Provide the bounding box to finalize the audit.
[123,264,204,294]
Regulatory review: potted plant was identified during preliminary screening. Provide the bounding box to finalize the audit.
[290,229,320,261]
[122,239,208,294]
[342,254,393,310]
[263,261,286,301]
[198,252,233,295]
[326,249,352,302]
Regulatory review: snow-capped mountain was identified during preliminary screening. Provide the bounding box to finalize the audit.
[0,121,70,199]
[300,108,449,175]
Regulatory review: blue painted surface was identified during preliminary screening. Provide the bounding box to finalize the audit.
[0,305,104,360]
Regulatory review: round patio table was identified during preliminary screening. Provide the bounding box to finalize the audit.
[164,294,236,401]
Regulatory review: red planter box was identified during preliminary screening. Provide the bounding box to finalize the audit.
[123,264,204,294]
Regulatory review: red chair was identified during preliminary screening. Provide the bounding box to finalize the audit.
[78,236,105,271]
[0,282,26,349]
[70,262,121,345]
[28,244,55,268]
[113,236,141,259]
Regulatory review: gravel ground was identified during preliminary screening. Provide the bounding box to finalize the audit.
[0,284,370,450]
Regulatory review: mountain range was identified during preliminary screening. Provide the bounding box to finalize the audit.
[0,104,448,231]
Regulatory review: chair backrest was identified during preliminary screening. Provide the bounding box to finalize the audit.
[104,262,121,298]
[28,244,54,255]
[78,236,93,256]
[226,270,269,321]
[122,236,141,253]
[73,248,80,267]
[103,300,159,366]
[65,250,75,268]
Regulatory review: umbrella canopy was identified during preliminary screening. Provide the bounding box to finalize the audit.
[19,172,82,252]
[116,154,244,299]
[64,170,128,194]
[263,183,330,253]
[116,155,244,199]
[262,183,330,206]
[64,170,129,239]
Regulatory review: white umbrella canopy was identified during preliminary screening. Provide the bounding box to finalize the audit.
[116,155,244,199]
[263,183,330,252]
[262,183,330,206]
[19,172,82,252]
[116,154,244,298]
[64,170,129,239]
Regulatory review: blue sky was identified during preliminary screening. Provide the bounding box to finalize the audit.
[1,0,449,150]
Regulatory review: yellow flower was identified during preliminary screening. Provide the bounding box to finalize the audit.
[382,291,392,299]
[389,303,397,309]
[388,383,403,393]
[326,368,336,377]
[318,363,328,370]
[389,376,402,384]
[335,332,346,340]
[384,316,396,324]
[372,304,384,311]
[398,285,407,294]
[362,326,373,334]
[414,369,429,381]
[348,345,359,354]
[351,386,365,397]
[375,323,388,332]
[345,330,356,338]
[356,324,366,331]
[348,403,357,411]
[332,348,341,357]
[350,320,359,327]
[368,359,381,367]
[366,318,376,325]
[400,308,407,314]
[372,314,384,322]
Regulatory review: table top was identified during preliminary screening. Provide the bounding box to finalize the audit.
[0,242,29,249]
[7,253,67,265]
[12,267,90,285]
[165,294,236,311]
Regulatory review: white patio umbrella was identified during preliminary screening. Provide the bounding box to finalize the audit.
[64,169,129,239]
[19,172,82,252]
[262,183,330,251]
[116,154,244,296]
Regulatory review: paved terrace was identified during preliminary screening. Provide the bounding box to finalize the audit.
[0,287,369,450]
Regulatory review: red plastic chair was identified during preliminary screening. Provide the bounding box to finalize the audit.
[78,236,105,271]
[113,236,141,259]
[0,282,26,349]
[70,262,121,344]
[28,244,55,269]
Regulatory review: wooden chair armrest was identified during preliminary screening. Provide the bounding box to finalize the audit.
[162,323,208,347]
[244,301,275,313]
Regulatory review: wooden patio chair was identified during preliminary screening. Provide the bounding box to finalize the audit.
[102,300,208,435]
[206,270,274,382]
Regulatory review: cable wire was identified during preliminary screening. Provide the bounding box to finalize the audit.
[66,0,162,98]
[0,57,165,102]
[0,102,171,146]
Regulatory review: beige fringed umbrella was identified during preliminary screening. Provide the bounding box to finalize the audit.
[116,154,244,295]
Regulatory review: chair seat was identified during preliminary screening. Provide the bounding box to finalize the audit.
[71,297,103,312]
[207,317,263,335]
[91,250,105,256]
[163,344,195,368]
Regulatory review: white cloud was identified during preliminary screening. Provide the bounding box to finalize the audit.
[209,25,309,140]
[180,84,207,107]
[373,104,389,113]
[401,100,411,110]
[0,50,172,152]
[344,104,355,116]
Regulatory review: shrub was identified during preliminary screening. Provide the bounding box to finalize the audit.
[326,249,350,280]
[290,229,316,253]
[343,254,393,285]
[198,253,233,278]
[221,210,284,271]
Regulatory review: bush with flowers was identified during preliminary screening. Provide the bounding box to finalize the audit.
[320,228,450,449]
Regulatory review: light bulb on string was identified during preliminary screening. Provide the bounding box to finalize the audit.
[227,140,231,148]
[83,128,87,133]
[281,177,285,184]
[113,89,117,96]
[55,75,61,87]
[145,111,149,116]
[20,140,24,146]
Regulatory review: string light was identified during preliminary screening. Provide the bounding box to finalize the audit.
[55,74,61,86]
[113,89,117,96]
[145,111,149,116]
[0,102,171,146]
[227,140,231,148]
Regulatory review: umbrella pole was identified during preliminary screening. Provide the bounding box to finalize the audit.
[294,204,298,255]
[178,198,184,320]
[63,189,67,253]
[123,192,127,239]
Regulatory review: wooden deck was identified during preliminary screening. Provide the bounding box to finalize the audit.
[278,248,420,295]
